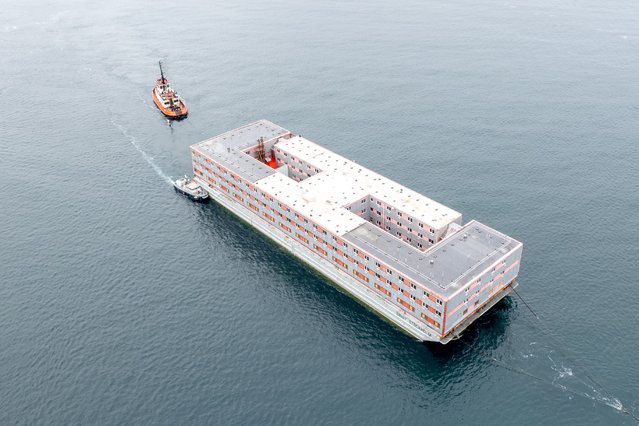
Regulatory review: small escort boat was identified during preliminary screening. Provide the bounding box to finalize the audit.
[152,61,188,119]
[173,176,209,202]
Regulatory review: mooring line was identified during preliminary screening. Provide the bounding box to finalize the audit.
[512,289,612,398]
[457,337,546,383]
[512,287,539,319]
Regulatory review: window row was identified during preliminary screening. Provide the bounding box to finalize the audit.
[200,159,446,310]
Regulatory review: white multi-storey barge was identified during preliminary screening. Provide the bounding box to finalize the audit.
[191,120,523,343]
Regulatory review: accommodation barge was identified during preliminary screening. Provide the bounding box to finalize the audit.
[190,120,523,343]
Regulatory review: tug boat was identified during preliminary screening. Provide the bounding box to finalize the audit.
[173,176,209,202]
[152,61,188,119]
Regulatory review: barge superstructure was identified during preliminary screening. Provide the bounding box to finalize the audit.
[190,120,523,343]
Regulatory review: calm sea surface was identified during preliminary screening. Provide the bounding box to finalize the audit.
[2,0,639,424]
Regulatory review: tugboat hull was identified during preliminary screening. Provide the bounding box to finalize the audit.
[173,177,209,202]
[152,61,188,119]
[174,185,208,202]
[152,89,188,119]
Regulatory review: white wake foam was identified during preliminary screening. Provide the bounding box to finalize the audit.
[513,341,638,422]
[111,120,172,184]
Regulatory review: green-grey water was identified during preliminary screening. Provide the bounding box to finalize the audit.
[2,0,639,424]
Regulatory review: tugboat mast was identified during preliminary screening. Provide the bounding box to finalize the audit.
[159,61,166,84]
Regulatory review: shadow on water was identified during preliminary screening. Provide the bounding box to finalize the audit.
[172,184,638,422]
[189,198,516,389]
[426,297,515,358]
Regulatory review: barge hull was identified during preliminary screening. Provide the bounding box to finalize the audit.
[190,120,523,343]
[195,178,515,343]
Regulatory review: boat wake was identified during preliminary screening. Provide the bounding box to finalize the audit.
[462,305,639,423]
[537,343,631,417]
[4,11,69,33]
[509,290,638,421]
[111,120,172,185]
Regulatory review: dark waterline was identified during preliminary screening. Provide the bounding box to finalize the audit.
[2,0,639,424]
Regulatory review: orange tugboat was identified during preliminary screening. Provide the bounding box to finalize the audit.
[152,61,188,119]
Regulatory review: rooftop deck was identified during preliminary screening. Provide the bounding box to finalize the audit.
[192,120,290,183]
[275,135,462,229]
[192,120,522,294]
[343,220,521,297]
[255,172,368,236]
